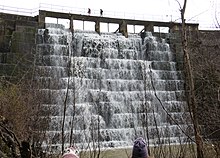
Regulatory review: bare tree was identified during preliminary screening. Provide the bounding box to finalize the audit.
[61,63,70,154]
[0,79,50,157]
[175,0,205,157]
[189,29,220,157]
[141,62,151,155]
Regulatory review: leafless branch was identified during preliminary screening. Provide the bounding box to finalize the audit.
[148,65,195,143]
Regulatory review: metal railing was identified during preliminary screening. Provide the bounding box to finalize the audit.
[0,3,183,22]
[39,3,181,23]
[1,3,218,30]
[0,5,38,16]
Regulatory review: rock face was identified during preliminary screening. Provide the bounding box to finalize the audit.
[36,24,189,150]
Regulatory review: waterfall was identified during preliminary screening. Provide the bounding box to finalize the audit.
[36,24,189,150]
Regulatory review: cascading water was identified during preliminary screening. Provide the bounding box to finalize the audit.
[36,23,189,151]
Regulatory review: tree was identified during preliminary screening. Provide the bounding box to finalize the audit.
[0,79,50,157]
[176,0,204,157]
[190,29,220,157]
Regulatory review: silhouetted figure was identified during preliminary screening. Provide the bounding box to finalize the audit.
[88,8,91,15]
[100,9,103,16]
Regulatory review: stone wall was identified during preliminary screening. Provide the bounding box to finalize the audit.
[0,13,37,82]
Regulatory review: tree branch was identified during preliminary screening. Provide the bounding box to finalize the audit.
[149,65,195,143]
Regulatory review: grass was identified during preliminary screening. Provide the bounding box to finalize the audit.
[79,147,132,158]
[77,142,219,158]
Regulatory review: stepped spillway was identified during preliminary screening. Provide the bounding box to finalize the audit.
[36,24,189,150]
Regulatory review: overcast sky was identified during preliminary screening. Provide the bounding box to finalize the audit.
[0,0,219,30]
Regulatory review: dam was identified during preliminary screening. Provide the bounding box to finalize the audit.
[0,8,199,151]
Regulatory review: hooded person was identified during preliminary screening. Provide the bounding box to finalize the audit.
[131,137,148,158]
[62,147,79,158]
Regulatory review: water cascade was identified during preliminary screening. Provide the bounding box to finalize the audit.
[36,24,189,150]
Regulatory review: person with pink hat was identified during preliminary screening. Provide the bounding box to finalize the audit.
[62,147,79,158]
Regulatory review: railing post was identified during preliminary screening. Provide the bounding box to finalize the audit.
[144,23,154,32]
[70,15,74,32]
[95,20,100,34]
[169,23,181,33]
[38,10,46,28]
[119,20,128,38]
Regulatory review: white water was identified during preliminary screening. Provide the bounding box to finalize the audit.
[36,24,189,151]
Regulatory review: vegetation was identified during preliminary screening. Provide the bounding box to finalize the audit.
[0,79,51,157]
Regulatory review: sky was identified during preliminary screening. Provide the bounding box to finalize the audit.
[0,0,219,30]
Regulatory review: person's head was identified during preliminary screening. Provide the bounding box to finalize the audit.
[131,137,148,158]
[62,147,79,158]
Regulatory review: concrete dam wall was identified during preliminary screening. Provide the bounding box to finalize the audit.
[1,11,217,150]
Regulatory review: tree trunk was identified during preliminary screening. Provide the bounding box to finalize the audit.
[180,0,204,158]
[61,60,71,154]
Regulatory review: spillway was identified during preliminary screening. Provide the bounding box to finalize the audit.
[35,23,189,150]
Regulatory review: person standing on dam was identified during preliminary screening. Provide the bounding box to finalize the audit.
[100,9,103,16]
[87,8,91,15]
